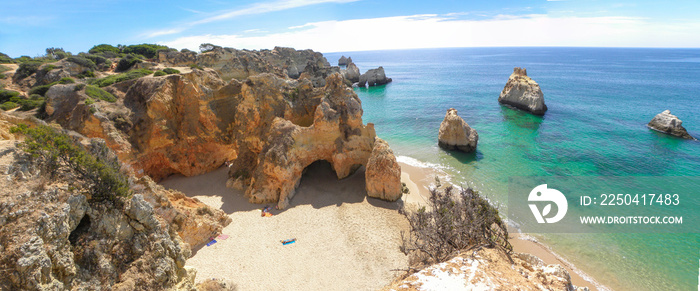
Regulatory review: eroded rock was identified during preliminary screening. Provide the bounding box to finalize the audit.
[498,67,547,115]
[438,108,478,153]
[358,66,392,87]
[365,137,402,201]
[648,110,696,140]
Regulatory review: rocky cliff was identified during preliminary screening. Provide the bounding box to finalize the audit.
[0,121,229,290]
[40,47,401,209]
[647,110,696,140]
[386,247,589,291]
[437,108,478,153]
[498,67,547,115]
[158,46,331,82]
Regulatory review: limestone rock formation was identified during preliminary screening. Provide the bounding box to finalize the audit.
[157,46,331,81]
[498,67,547,115]
[0,133,228,290]
[648,110,696,140]
[358,66,392,87]
[38,47,401,209]
[298,62,341,87]
[342,62,360,84]
[365,137,402,201]
[197,47,279,81]
[338,56,349,66]
[438,108,478,153]
[240,73,380,208]
[387,248,590,291]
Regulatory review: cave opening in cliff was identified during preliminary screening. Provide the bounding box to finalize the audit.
[294,160,366,207]
[68,215,91,246]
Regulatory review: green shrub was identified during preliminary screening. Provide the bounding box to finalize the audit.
[83,54,107,65]
[0,74,5,79]
[116,54,142,72]
[18,94,44,111]
[85,85,116,102]
[28,84,53,96]
[0,102,18,110]
[66,56,97,70]
[91,69,152,87]
[0,52,14,63]
[0,89,20,103]
[77,70,95,79]
[123,44,170,59]
[0,65,11,73]
[15,56,33,63]
[15,61,43,79]
[40,64,56,73]
[10,124,131,203]
[88,44,120,55]
[162,68,180,74]
[153,70,166,77]
[189,64,203,70]
[85,97,95,106]
[58,77,75,84]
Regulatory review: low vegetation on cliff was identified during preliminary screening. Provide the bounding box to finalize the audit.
[11,124,130,203]
[400,186,511,268]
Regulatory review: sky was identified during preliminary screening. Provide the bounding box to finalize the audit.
[2,0,700,57]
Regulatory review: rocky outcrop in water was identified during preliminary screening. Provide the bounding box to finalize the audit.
[438,108,478,153]
[338,56,353,66]
[647,110,696,140]
[358,66,392,87]
[342,62,360,84]
[365,137,402,201]
[498,67,547,115]
[387,248,589,291]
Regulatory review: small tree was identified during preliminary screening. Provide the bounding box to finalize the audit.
[10,124,131,204]
[400,186,511,267]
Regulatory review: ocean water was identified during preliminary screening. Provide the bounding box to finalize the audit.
[325,47,700,291]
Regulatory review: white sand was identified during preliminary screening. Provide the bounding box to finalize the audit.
[160,162,410,291]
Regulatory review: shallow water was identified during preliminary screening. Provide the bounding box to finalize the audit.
[326,47,700,290]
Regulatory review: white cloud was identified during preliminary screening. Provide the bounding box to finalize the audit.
[191,0,361,25]
[161,14,700,52]
[144,0,360,38]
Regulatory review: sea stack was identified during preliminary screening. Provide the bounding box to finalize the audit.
[365,137,403,201]
[498,67,547,115]
[338,55,349,66]
[358,66,392,87]
[647,110,696,140]
[438,108,479,153]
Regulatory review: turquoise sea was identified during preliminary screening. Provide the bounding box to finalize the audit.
[325,48,700,291]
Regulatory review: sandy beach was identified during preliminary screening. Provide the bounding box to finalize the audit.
[161,162,410,290]
[161,160,604,290]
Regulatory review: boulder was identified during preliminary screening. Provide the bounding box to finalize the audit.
[358,66,392,87]
[438,108,478,152]
[365,137,402,201]
[342,62,360,84]
[338,56,349,66]
[647,110,696,140]
[498,67,547,115]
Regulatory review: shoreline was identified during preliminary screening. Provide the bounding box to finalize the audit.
[159,157,608,290]
[398,159,607,291]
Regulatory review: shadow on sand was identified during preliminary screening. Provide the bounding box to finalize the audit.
[159,160,403,216]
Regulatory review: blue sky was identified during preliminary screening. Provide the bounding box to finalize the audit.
[2,0,700,57]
